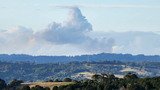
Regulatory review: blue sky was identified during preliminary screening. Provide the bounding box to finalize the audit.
[0,0,160,32]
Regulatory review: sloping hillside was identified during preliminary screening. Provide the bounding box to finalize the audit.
[0,60,160,82]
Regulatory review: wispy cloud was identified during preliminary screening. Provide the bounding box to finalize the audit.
[52,4,160,9]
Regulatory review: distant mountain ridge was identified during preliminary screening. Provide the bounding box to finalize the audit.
[0,53,160,63]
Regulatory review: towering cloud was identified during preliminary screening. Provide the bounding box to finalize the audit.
[1,7,160,55]
[36,7,92,44]
[0,7,115,55]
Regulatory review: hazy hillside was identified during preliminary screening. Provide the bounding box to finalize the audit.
[0,53,160,63]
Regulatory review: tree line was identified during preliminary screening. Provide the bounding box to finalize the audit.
[1,73,160,90]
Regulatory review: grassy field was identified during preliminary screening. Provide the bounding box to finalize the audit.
[22,82,75,89]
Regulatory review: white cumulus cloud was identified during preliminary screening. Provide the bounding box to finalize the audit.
[1,7,160,55]
[0,7,114,55]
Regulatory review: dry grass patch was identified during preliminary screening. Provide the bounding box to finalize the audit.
[22,82,75,88]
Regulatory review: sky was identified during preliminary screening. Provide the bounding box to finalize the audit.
[0,0,160,55]
[0,0,160,32]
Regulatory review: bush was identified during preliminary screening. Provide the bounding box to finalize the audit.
[8,79,23,87]
[52,86,58,90]
[21,85,30,90]
[44,87,50,90]
[63,78,72,82]
[0,78,7,89]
